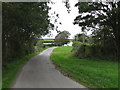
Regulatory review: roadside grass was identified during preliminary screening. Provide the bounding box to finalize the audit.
[0,74,1,89]
[50,46,118,88]
[2,47,49,88]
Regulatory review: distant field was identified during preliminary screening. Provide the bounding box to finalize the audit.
[43,39,73,42]
[51,46,118,88]
[43,39,55,43]
[43,39,54,42]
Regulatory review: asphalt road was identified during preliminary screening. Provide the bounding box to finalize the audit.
[12,47,86,88]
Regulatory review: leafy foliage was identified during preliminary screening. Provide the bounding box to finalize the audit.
[55,31,71,46]
[74,33,89,43]
[2,2,53,64]
[73,1,120,60]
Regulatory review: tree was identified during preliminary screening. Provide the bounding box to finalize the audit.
[55,31,71,46]
[74,33,89,43]
[74,1,120,60]
[2,2,53,64]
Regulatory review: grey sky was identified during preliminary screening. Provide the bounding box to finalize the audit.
[42,0,92,39]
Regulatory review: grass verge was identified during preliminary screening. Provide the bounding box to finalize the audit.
[50,46,118,88]
[2,47,49,88]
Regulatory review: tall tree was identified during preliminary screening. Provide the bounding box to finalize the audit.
[2,2,53,63]
[74,1,120,60]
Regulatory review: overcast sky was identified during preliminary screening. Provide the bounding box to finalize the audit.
[42,0,91,39]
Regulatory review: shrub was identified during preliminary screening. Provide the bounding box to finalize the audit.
[72,41,116,60]
[44,43,56,47]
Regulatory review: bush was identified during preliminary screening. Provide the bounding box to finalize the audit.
[85,45,93,57]
[43,41,54,43]
[35,39,44,51]
[72,41,94,58]
[72,41,116,60]
[44,43,56,47]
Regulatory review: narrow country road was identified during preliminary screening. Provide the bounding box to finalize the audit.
[12,47,86,88]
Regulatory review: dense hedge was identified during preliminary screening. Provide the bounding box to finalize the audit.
[43,41,54,43]
[2,3,51,64]
[72,41,116,60]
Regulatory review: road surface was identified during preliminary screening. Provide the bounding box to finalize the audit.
[12,47,86,88]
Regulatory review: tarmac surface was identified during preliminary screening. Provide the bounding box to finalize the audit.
[13,47,87,88]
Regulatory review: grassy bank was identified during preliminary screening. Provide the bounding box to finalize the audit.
[2,47,49,88]
[51,46,118,88]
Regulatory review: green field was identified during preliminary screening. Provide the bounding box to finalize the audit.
[51,46,118,88]
[2,47,49,88]
[43,39,54,42]
[43,39,55,43]
[43,39,73,42]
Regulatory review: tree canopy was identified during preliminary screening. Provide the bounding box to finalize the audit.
[73,1,120,60]
[2,2,53,64]
[55,31,71,46]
